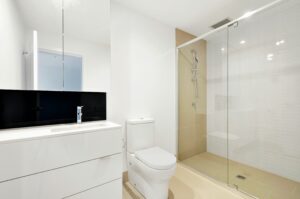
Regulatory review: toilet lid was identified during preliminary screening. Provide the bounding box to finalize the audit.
[135,147,176,170]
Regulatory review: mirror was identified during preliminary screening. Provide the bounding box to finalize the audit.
[0,0,110,92]
[64,0,110,92]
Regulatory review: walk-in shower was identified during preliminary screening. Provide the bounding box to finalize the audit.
[177,0,300,198]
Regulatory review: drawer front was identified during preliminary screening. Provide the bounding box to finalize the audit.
[0,153,122,199]
[65,179,122,199]
[0,127,121,182]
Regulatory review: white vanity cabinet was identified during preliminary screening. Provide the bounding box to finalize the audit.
[0,121,122,199]
[65,179,122,199]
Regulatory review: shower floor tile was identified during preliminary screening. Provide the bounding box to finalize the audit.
[181,152,300,199]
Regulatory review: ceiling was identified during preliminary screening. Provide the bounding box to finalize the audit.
[112,0,275,36]
[15,0,110,45]
[15,0,276,44]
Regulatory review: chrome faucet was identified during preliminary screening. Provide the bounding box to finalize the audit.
[77,106,84,124]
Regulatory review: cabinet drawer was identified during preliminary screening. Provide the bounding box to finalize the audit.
[65,179,122,199]
[0,127,121,182]
[0,153,122,199]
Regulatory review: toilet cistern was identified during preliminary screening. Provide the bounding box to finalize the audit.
[77,106,84,124]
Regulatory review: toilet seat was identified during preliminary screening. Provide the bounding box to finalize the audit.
[134,147,176,170]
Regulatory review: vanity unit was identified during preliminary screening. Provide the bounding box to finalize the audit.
[0,121,122,199]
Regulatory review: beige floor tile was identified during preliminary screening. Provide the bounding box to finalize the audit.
[124,163,252,199]
[123,186,134,199]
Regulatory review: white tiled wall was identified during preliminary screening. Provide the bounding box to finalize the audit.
[207,0,300,182]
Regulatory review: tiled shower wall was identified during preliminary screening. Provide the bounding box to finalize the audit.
[177,29,207,160]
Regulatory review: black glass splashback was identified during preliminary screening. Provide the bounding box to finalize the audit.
[0,90,106,129]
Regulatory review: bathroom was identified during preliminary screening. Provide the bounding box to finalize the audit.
[0,0,299,198]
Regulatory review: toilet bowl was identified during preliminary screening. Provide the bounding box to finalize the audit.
[126,118,176,199]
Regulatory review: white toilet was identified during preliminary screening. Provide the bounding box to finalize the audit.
[126,118,176,199]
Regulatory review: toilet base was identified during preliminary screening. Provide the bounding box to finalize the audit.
[128,169,169,199]
[128,168,147,198]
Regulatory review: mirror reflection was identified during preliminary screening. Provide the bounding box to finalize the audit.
[0,0,110,92]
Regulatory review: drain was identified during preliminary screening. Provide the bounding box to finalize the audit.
[236,175,246,180]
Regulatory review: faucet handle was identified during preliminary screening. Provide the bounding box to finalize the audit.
[77,106,84,110]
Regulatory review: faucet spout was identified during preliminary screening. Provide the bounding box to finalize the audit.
[77,106,84,124]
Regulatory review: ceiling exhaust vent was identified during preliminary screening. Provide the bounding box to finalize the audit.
[211,18,231,29]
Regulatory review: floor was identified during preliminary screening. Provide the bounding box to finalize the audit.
[123,186,134,199]
[123,163,252,199]
[181,152,300,199]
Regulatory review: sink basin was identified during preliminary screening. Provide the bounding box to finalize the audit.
[51,123,106,132]
[0,121,120,144]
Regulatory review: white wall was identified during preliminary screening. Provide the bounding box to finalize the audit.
[37,31,110,92]
[207,0,300,182]
[0,0,25,89]
[109,3,176,170]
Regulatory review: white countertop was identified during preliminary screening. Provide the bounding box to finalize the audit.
[0,121,121,144]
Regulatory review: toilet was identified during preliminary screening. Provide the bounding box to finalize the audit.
[126,118,176,199]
